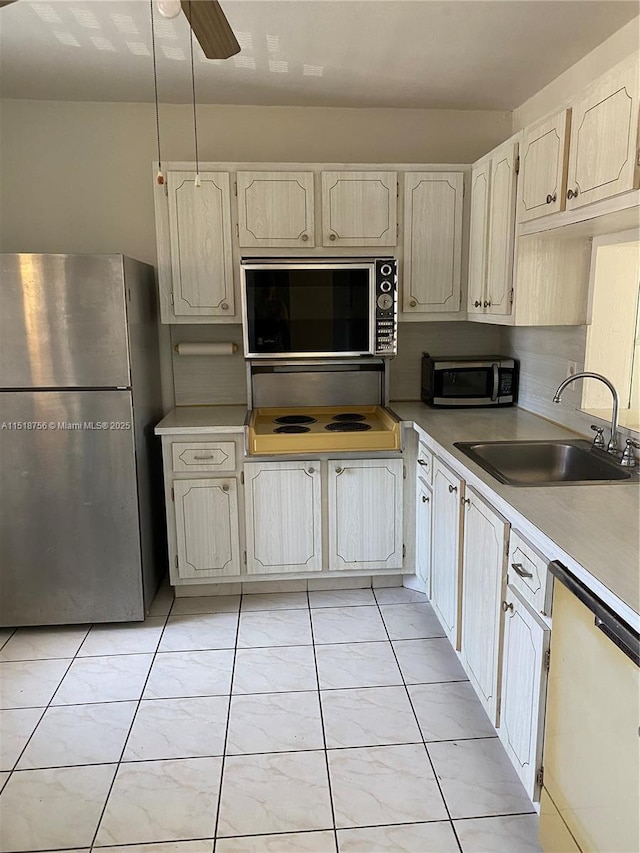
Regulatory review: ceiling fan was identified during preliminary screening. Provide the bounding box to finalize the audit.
[0,0,241,60]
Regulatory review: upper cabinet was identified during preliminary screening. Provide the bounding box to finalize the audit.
[403,172,463,314]
[321,171,397,246]
[565,57,639,210]
[166,171,235,318]
[518,110,570,223]
[237,171,315,248]
[467,140,518,320]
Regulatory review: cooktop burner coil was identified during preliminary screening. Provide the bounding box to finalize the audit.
[273,425,311,434]
[274,415,318,425]
[325,422,372,432]
[331,413,367,422]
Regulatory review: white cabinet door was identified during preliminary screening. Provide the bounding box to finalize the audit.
[167,171,234,317]
[518,110,570,222]
[237,171,315,247]
[430,458,464,648]
[173,478,240,579]
[321,171,397,246]
[415,478,432,596]
[403,172,463,314]
[328,458,403,571]
[244,461,322,574]
[499,585,550,801]
[467,161,491,314]
[460,488,509,725]
[566,57,639,210]
[485,141,518,316]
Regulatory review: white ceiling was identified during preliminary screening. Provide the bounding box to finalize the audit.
[0,0,637,109]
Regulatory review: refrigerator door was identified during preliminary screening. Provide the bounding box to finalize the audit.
[0,390,144,625]
[0,254,131,389]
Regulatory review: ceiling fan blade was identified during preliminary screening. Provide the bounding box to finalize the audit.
[181,0,240,60]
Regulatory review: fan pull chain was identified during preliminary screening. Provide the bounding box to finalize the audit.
[149,0,164,186]
[187,0,201,187]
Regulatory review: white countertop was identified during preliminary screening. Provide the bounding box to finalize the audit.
[391,402,640,623]
[154,402,639,621]
[155,405,248,434]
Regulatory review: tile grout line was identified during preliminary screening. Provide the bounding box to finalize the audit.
[372,586,465,853]
[210,590,243,852]
[88,596,177,851]
[308,589,340,853]
[2,622,94,786]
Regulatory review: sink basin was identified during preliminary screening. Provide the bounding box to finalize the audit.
[454,439,636,486]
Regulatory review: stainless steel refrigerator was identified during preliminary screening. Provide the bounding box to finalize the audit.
[0,254,166,626]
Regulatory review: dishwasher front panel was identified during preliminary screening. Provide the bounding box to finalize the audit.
[541,576,640,853]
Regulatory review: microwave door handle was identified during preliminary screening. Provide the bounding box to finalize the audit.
[491,363,499,401]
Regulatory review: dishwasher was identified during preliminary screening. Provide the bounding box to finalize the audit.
[539,561,640,853]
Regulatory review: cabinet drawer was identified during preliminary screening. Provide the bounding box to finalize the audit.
[508,530,552,617]
[416,442,433,484]
[172,441,236,473]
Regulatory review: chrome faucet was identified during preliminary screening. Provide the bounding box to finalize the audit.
[553,372,620,455]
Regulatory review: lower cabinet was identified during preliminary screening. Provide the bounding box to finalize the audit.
[499,584,550,801]
[415,476,432,595]
[244,461,322,574]
[328,458,404,571]
[173,478,241,579]
[460,488,509,725]
[430,458,465,648]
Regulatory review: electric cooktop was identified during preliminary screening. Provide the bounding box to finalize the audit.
[247,406,401,455]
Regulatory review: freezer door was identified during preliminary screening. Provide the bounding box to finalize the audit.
[0,391,144,625]
[0,254,131,389]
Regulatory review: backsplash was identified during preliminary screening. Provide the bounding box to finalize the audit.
[170,321,502,406]
[501,325,639,441]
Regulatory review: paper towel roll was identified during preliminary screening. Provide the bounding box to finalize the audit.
[174,342,238,356]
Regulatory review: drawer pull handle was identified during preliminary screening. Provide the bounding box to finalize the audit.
[193,454,215,460]
[422,495,429,503]
[221,302,229,310]
[502,600,514,613]
[474,300,482,308]
[512,562,533,579]
[301,233,309,242]
[567,188,579,200]
[222,484,229,492]
[329,233,337,241]
[546,193,557,204]
[409,299,417,307]
[462,497,470,507]
[308,467,315,474]
[417,459,429,467]
[448,484,457,494]
[335,466,343,474]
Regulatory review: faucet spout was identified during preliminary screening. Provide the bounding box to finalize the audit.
[552,372,620,454]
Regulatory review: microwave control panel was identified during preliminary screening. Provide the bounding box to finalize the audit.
[374,259,398,356]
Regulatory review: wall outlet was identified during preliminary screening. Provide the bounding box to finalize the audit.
[566,361,579,380]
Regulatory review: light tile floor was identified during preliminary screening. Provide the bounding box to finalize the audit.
[0,585,541,853]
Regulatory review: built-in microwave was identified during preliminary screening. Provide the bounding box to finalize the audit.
[241,258,397,358]
[421,354,518,407]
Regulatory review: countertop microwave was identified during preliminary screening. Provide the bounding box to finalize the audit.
[421,354,518,407]
[241,258,398,359]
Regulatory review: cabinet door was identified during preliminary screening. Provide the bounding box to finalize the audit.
[467,162,491,314]
[244,461,322,574]
[485,142,518,316]
[415,478,432,596]
[328,458,403,571]
[167,171,234,317]
[403,172,463,314]
[237,171,315,248]
[499,585,550,801]
[460,488,509,724]
[566,57,639,209]
[518,110,570,222]
[430,458,464,648]
[321,171,397,246]
[173,478,240,579]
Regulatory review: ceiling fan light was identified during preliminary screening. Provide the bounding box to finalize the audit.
[157,0,182,20]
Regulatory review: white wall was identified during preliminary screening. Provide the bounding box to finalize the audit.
[0,98,511,264]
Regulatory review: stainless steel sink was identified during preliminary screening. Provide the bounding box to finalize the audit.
[454,439,637,486]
